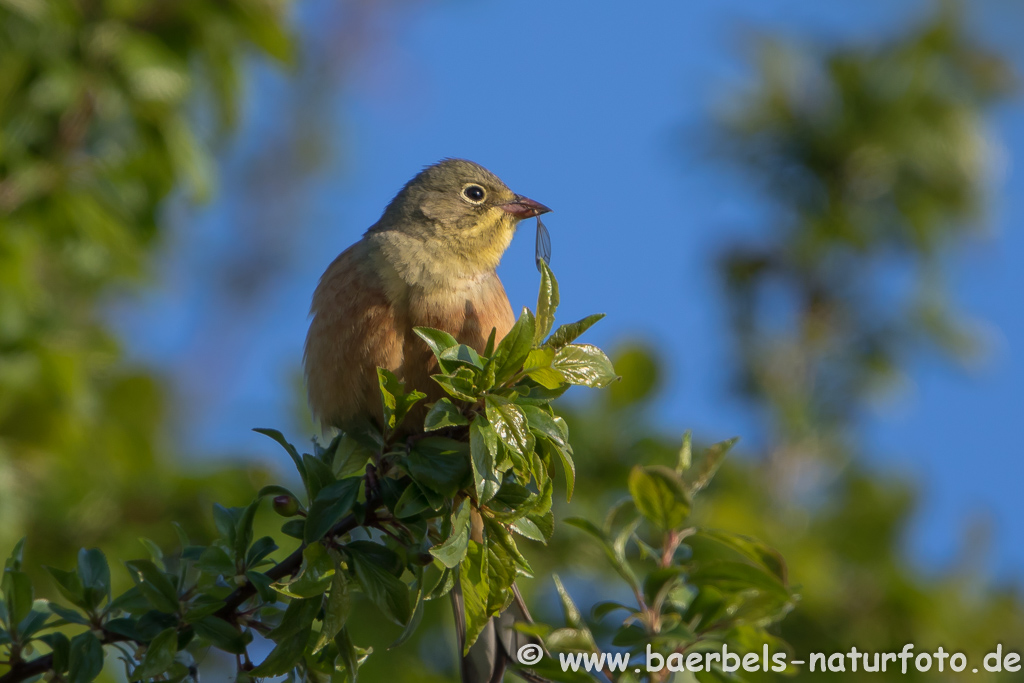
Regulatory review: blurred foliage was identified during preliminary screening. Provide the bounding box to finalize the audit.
[702,3,1023,681]
[0,0,295,574]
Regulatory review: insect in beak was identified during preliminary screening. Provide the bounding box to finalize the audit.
[500,195,552,218]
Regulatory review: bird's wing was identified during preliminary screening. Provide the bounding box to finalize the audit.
[304,241,404,430]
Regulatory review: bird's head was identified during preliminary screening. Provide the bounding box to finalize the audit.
[376,158,550,273]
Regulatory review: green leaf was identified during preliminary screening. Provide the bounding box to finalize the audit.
[552,575,586,631]
[432,367,479,402]
[4,539,25,572]
[268,596,321,642]
[551,344,618,388]
[275,544,335,599]
[313,565,350,654]
[46,566,85,609]
[484,396,531,457]
[125,560,179,614]
[347,544,412,625]
[132,627,178,680]
[491,308,536,385]
[304,478,361,544]
[546,313,605,349]
[423,398,470,431]
[439,344,484,372]
[196,546,235,577]
[628,465,691,531]
[193,616,250,654]
[77,548,111,611]
[469,417,501,504]
[405,437,471,497]
[535,261,560,343]
[688,560,789,597]
[458,542,490,653]
[378,368,427,433]
[234,500,260,568]
[523,406,574,500]
[2,569,33,629]
[251,629,310,677]
[389,565,426,649]
[430,500,472,569]
[48,602,90,626]
[681,437,738,494]
[68,631,104,683]
[413,327,459,358]
[677,430,693,473]
[253,428,307,488]
[332,434,374,479]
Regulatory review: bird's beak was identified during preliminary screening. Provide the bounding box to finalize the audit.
[500,195,551,218]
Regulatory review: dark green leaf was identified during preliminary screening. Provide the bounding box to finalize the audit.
[304,477,361,544]
[68,631,104,683]
[132,627,178,680]
[77,549,110,611]
[125,560,179,614]
[2,569,33,628]
[405,437,471,497]
[346,544,411,625]
[46,566,85,608]
[193,616,250,654]
[313,566,350,654]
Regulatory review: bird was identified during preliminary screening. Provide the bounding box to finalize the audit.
[304,158,550,433]
[303,159,551,682]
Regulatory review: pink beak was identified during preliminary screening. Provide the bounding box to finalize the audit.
[499,195,551,218]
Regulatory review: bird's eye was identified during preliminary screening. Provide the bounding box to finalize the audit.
[462,184,486,203]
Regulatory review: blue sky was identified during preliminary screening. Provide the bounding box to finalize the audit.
[118,0,1024,579]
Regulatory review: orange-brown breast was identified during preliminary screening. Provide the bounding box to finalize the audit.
[304,243,515,432]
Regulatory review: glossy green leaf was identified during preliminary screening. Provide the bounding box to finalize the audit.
[545,313,605,349]
[423,398,469,431]
[413,327,459,358]
[551,343,618,388]
[535,261,560,343]
[430,500,472,569]
[492,308,536,385]
[485,396,531,457]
